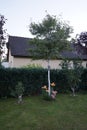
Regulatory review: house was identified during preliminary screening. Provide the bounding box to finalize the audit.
[7,35,87,69]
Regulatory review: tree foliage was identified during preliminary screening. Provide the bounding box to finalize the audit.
[75,32,87,54]
[29,14,73,60]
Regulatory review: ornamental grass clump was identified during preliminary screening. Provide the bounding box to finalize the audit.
[42,82,57,101]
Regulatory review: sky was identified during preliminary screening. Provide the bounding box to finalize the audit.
[1,0,87,39]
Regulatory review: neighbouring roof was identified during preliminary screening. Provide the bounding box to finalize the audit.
[7,35,87,60]
[61,51,87,60]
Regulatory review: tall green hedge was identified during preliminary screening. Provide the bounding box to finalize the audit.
[0,68,47,97]
[80,68,87,90]
[0,68,86,98]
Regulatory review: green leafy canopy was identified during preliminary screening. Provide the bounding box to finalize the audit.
[29,14,73,60]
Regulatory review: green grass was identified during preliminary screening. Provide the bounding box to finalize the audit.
[0,94,87,130]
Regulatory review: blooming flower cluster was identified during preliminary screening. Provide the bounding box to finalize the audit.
[50,82,56,87]
[42,82,57,100]
[51,90,57,99]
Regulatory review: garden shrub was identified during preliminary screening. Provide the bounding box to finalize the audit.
[80,68,87,90]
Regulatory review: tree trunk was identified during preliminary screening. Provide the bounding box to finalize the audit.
[47,60,51,96]
[71,87,75,96]
[18,95,23,104]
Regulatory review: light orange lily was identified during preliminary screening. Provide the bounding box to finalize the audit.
[50,82,56,87]
[42,85,47,90]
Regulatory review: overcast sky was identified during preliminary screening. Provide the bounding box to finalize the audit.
[1,0,87,38]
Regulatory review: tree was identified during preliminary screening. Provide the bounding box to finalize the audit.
[29,14,73,96]
[69,60,83,96]
[10,81,24,104]
[60,59,83,96]
[15,81,24,104]
[75,32,87,55]
[0,14,7,62]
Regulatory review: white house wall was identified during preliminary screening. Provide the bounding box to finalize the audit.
[8,51,87,69]
[82,61,87,68]
[8,50,14,67]
[11,57,62,69]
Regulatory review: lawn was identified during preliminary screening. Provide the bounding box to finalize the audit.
[0,94,87,130]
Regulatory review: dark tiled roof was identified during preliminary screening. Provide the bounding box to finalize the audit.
[8,36,32,57]
[8,36,87,60]
[61,51,87,60]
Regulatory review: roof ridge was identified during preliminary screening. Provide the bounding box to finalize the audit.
[9,35,32,39]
